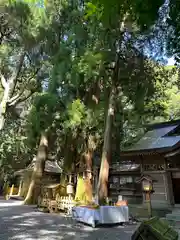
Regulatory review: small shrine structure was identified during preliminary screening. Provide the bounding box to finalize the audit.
[15,159,62,197]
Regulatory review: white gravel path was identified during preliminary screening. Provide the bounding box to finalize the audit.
[0,199,137,240]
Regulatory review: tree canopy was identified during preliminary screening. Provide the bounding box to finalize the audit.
[0,0,180,204]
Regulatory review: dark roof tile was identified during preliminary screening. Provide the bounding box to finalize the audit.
[124,125,180,152]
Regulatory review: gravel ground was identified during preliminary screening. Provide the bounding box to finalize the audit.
[0,199,138,240]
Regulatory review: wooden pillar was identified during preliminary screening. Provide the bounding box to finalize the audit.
[164,157,174,206]
[145,192,152,218]
[10,184,14,196]
[140,155,144,173]
[164,171,174,205]
[95,167,99,192]
[18,180,23,196]
[140,156,145,205]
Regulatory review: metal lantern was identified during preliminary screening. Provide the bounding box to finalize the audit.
[136,175,154,193]
[135,175,155,219]
[142,179,153,192]
[66,183,74,195]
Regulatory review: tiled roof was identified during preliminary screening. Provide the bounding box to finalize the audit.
[111,163,140,171]
[123,124,180,152]
[15,160,62,175]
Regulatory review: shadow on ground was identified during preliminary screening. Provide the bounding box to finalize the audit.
[0,200,137,240]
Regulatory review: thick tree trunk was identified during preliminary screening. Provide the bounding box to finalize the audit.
[0,83,10,130]
[85,149,92,178]
[84,147,93,202]
[24,133,48,204]
[97,34,122,204]
[98,88,115,204]
[0,53,26,130]
[82,81,101,202]
[114,99,124,155]
[74,146,93,203]
[64,134,75,172]
[0,113,5,130]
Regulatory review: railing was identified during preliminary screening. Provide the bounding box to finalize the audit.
[5,185,20,200]
[56,195,74,213]
[38,193,75,214]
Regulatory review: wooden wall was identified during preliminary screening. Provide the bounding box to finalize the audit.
[108,170,142,204]
[144,171,169,206]
[20,171,61,197]
[120,153,180,207]
[141,156,171,207]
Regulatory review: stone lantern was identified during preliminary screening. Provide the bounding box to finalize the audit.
[66,183,74,195]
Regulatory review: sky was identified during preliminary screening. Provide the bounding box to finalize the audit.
[167,57,175,66]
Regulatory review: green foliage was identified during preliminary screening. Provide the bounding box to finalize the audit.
[26,93,57,145]
[64,99,86,129]
[168,0,180,63]
[0,0,49,120]
[1,0,180,182]
[0,119,32,179]
[86,0,164,31]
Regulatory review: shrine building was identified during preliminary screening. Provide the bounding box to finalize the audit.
[118,119,180,207]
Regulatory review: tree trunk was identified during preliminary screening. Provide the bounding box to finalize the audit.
[63,134,75,172]
[114,99,124,156]
[0,112,5,130]
[84,147,93,202]
[97,33,122,203]
[24,133,48,204]
[82,81,101,202]
[85,149,92,178]
[0,83,10,130]
[98,88,115,205]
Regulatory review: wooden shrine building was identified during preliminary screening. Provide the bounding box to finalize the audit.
[108,162,141,204]
[120,119,180,207]
[15,159,62,197]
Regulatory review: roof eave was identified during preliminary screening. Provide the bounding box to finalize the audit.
[145,119,180,130]
[120,146,173,157]
[121,141,180,158]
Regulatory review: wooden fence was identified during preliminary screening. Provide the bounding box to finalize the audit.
[38,193,75,214]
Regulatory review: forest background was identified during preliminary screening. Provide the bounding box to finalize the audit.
[0,0,180,204]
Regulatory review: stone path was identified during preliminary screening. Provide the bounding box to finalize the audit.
[0,199,138,240]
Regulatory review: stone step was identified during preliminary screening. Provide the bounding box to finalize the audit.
[172,211,180,215]
[8,195,24,201]
[165,214,180,229]
[166,213,180,221]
